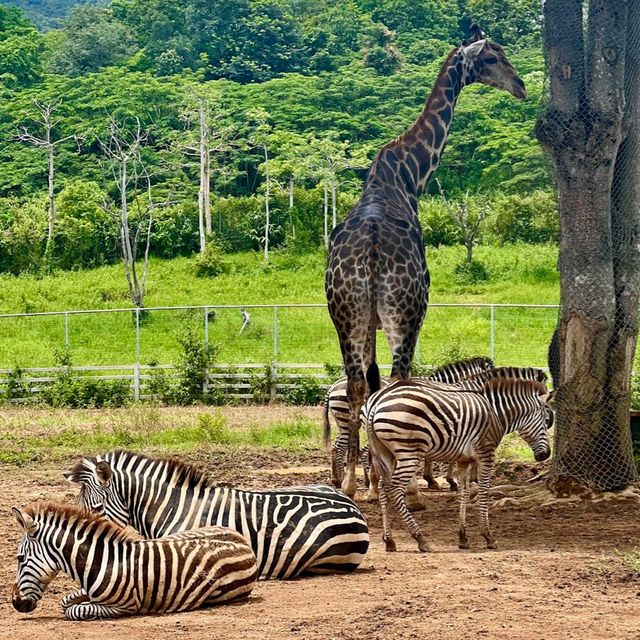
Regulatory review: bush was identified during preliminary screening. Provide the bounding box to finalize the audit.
[418,197,462,247]
[284,376,323,405]
[194,237,227,278]
[173,325,218,405]
[487,190,558,245]
[0,196,46,274]
[150,202,199,258]
[453,258,489,284]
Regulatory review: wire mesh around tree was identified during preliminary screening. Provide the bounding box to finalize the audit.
[537,0,640,492]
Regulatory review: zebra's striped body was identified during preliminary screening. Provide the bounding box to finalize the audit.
[11,502,257,620]
[365,367,553,552]
[66,450,369,580]
[323,357,493,490]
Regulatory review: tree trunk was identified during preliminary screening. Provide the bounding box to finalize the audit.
[465,238,473,264]
[323,180,329,249]
[264,145,270,261]
[536,0,638,494]
[331,177,337,229]
[289,176,295,239]
[198,105,207,253]
[204,144,211,237]
[45,142,55,263]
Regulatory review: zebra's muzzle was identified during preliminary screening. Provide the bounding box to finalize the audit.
[534,449,550,462]
[12,585,38,613]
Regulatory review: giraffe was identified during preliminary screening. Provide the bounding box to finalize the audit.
[325,27,527,497]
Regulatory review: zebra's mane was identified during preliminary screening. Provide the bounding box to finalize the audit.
[473,366,548,389]
[428,356,494,380]
[108,449,216,489]
[23,501,135,541]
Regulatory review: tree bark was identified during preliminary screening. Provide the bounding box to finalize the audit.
[263,145,270,261]
[323,180,329,249]
[331,177,337,229]
[198,104,207,253]
[536,0,638,493]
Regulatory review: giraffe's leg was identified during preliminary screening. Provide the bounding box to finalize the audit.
[342,374,366,498]
[64,602,133,621]
[446,463,459,492]
[386,455,430,552]
[457,462,471,549]
[405,476,427,511]
[477,454,498,549]
[366,454,380,502]
[61,588,89,610]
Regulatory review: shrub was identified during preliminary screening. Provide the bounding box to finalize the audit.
[284,376,323,406]
[173,325,218,405]
[194,237,227,278]
[150,202,199,258]
[418,197,462,247]
[453,258,489,284]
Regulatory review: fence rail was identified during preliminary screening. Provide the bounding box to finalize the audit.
[0,302,560,402]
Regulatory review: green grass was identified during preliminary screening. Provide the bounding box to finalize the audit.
[0,409,323,465]
[0,244,560,369]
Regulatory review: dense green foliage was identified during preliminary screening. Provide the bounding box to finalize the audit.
[0,0,552,277]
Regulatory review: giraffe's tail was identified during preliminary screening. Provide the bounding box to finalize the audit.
[366,220,381,394]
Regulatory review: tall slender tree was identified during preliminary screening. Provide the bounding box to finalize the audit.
[535,0,640,493]
[15,99,81,265]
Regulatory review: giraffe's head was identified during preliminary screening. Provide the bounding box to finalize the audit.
[459,27,527,100]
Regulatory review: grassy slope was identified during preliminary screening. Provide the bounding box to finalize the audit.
[0,244,559,368]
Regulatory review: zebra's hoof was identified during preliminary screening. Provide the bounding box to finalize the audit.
[366,491,379,503]
[384,539,397,553]
[448,482,459,492]
[407,499,426,512]
[486,540,499,550]
[458,542,470,550]
[417,535,431,553]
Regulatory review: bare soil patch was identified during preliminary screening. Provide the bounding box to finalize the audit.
[1,448,639,640]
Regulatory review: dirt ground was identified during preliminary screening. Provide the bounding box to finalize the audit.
[1,447,640,640]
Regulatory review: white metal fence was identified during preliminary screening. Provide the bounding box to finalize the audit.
[0,302,559,402]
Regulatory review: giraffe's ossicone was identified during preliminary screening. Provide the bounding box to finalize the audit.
[326,26,527,498]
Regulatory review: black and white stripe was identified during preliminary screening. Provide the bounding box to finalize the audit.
[323,357,494,489]
[11,502,257,620]
[65,450,369,580]
[365,367,554,552]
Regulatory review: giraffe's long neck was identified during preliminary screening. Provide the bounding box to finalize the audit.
[367,48,468,208]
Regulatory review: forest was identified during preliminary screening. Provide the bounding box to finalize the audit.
[0,0,553,294]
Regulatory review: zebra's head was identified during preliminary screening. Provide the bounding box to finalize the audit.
[11,507,59,614]
[64,456,130,527]
[513,387,555,462]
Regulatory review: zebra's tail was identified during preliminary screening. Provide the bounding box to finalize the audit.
[322,389,332,450]
[365,405,395,482]
[366,220,381,394]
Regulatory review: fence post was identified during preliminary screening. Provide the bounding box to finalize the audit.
[64,312,69,352]
[271,306,278,403]
[490,304,495,362]
[134,308,140,401]
[203,306,209,393]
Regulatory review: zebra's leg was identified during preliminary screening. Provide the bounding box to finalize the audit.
[379,480,396,552]
[61,588,89,609]
[331,431,347,488]
[477,455,498,549]
[423,459,440,490]
[387,456,430,552]
[360,446,370,488]
[446,463,459,492]
[343,374,366,498]
[64,602,133,620]
[457,462,471,549]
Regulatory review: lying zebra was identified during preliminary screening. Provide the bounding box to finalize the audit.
[65,450,369,580]
[365,367,554,552]
[323,356,493,490]
[12,502,257,620]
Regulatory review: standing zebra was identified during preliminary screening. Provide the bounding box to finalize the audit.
[323,356,493,490]
[365,367,554,552]
[12,502,257,620]
[65,450,369,580]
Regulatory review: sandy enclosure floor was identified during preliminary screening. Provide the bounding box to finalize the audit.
[1,451,639,640]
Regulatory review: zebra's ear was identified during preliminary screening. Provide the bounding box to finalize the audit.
[12,507,38,535]
[462,39,487,60]
[540,389,556,404]
[95,461,112,485]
